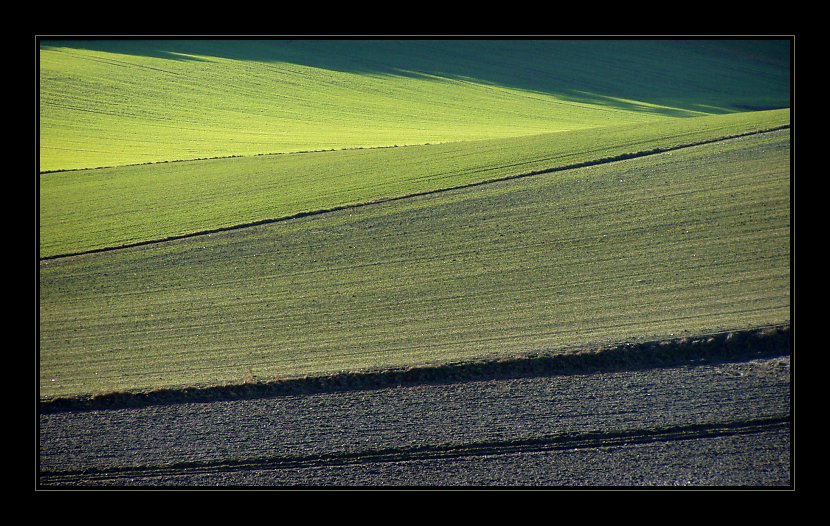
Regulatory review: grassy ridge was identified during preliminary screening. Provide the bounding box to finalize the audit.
[39,40,790,172]
[39,129,791,400]
[39,109,790,258]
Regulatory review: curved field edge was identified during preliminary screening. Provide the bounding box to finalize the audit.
[39,40,790,172]
[39,109,790,258]
[38,41,670,172]
[39,325,790,412]
[39,130,790,400]
[42,123,791,262]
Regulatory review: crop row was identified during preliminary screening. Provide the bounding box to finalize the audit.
[39,129,791,399]
[39,40,790,172]
[39,109,789,258]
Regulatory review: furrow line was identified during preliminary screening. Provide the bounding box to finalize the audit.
[39,124,790,262]
[38,416,789,485]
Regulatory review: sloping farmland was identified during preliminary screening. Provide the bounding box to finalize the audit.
[39,40,790,172]
[39,128,790,401]
[38,122,791,487]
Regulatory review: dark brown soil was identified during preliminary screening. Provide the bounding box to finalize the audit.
[38,346,791,487]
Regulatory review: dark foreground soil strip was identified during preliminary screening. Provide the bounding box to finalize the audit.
[39,324,790,414]
[40,125,790,261]
[38,416,789,485]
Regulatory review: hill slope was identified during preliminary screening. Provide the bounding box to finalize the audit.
[39,39,790,172]
[39,129,791,400]
[39,109,789,258]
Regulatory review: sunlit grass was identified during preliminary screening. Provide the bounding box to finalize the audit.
[39,109,789,258]
[38,40,790,172]
[39,130,791,399]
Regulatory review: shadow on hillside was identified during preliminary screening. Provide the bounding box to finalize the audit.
[39,38,791,116]
[41,325,790,414]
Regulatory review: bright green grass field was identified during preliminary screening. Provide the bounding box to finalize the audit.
[39,129,791,400]
[39,40,790,172]
[39,109,789,258]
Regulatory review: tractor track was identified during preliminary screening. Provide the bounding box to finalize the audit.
[39,125,790,262]
[38,346,792,487]
[39,416,788,486]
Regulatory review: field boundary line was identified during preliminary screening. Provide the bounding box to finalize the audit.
[38,415,789,485]
[39,124,791,261]
[39,324,790,414]
[39,142,427,175]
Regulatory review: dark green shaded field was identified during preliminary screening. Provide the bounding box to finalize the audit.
[39,40,790,172]
[39,129,791,400]
[37,38,794,489]
[43,39,791,113]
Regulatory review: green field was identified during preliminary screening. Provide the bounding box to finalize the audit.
[39,129,790,399]
[39,40,790,172]
[38,39,791,402]
[39,109,789,259]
